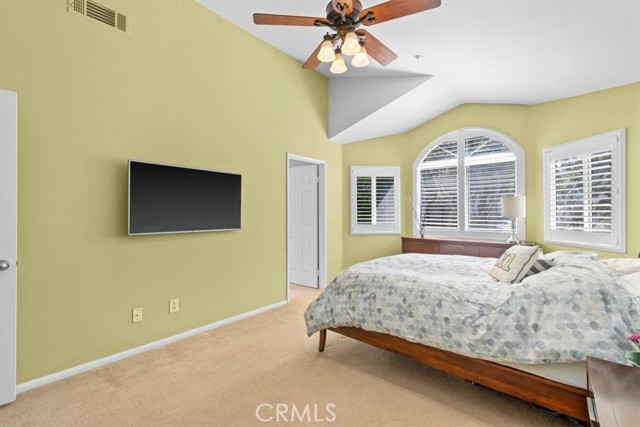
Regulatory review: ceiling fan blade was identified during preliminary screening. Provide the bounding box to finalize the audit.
[357,30,398,66]
[302,42,323,70]
[253,13,329,27]
[360,0,441,26]
[331,0,354,15]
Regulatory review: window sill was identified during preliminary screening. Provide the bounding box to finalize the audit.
[544,238,625,253]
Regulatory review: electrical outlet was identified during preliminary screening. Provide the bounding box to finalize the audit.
[132,307,143,323]
[169,298,179,314]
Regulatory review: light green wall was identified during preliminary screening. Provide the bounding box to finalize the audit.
[343,83,640,267]
[408,104,534,241]
[2,0,637,385]
[0,0,343,383]
[343,104,531,267]
[342,133,409,264]
[529,84,640,257]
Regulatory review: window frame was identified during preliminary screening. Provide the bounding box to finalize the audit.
[412,128,525,241]
[350,166,401,235]
[543,129,626,252]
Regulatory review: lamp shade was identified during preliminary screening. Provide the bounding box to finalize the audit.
[330,50,347,74]
[352,44,369,67]
[317,37,335,63]
[501,196,526,218]
[342,29,361,55]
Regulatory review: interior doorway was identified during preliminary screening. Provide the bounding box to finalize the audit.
[286,154,326,300]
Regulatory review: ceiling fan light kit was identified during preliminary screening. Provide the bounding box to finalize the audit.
[253,0,441,74]
[342,28,361,55]
[317,35,337,63]
[352,43,369,67]
[330,49,348,74]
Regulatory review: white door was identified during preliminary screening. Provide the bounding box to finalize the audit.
[0,89,17,406]
[288,164,319,288]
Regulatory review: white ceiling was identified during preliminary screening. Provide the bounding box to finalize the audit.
[197,0,640,143]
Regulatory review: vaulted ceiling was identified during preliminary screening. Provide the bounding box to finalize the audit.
[198,1,640,143]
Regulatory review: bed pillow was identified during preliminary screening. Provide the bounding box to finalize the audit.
[525,257,555,278]
[600,258,640,276]
[619,271,640,296]
[542,250,598,262]
[489,245,540,284]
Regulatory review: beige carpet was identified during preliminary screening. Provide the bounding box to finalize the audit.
[1,287,576,427]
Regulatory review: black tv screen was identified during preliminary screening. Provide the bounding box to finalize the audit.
[128,161,241,235]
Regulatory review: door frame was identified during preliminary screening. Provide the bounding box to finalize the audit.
[0,89,18,406]
[286,153,327,302]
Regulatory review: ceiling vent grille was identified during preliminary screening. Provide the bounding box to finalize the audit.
[68,0,128,34]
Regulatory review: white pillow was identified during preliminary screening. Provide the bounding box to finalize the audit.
[489,245,540,284]
[542,251,598,262]
[600,258,640,276]
[618,271,640,296]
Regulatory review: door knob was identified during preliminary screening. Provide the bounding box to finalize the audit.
[0,260,10,271]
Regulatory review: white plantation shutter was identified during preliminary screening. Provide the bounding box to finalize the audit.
[549,151,612,232]
[465,160,515,231]
[355,176,373,224]
[417,140,458,229]
[415,130,523,240]
[464,136,516,232]
[373,176,396,224]
[351,166,400,235]
[419,165,458,228]
[544,129,625,252]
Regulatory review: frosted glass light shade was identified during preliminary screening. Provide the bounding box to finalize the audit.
[342,30,361,55]
[501,196,526,218]
[330,51,347,74]
[352,46,369,67]
[317,39,335,62]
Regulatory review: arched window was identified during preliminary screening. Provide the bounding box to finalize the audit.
[413,128,525,241]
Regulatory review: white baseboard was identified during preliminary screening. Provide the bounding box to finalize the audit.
[16,300,287,394]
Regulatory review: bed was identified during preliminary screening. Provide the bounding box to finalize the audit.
[304,251,640,422]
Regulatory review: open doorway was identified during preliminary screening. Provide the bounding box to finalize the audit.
[286,154,327,301]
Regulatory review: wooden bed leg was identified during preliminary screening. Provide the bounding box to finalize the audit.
[318,329,327,352]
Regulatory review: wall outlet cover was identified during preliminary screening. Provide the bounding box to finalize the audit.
[169,298,179,314]
[132,307,142,322]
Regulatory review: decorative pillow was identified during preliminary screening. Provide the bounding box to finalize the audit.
[525,258,555,278]
[600,258,640,276]
[489,245,540,284]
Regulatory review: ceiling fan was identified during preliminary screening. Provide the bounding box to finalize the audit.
[253,0,442,74]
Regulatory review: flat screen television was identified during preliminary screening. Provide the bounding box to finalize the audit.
[128,161,241,235]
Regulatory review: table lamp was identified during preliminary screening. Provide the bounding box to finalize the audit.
[501,196,526,244]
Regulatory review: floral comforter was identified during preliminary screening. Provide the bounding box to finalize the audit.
[304,253,640,364]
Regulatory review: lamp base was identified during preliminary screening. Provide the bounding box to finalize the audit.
[507,218,520,245]
[507,235,520,245]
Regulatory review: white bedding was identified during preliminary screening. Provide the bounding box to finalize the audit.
[305,252,640,365]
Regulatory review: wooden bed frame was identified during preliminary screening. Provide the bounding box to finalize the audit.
[317,327,589,422]
[311,240,634,422]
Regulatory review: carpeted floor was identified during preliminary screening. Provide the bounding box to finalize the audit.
[1,286,576,427]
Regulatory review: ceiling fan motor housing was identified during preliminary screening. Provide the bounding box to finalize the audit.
[326,0,363,27]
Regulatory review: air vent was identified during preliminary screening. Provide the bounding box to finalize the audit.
[68,0,128,34]
[70,0,85,14]
[116,13,127,32]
